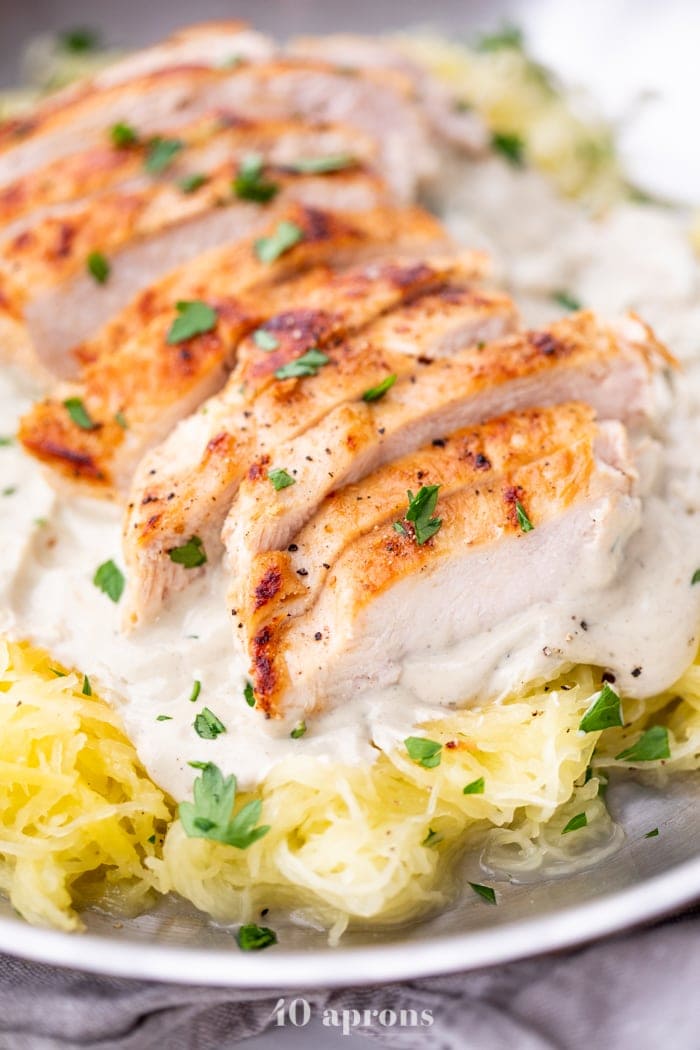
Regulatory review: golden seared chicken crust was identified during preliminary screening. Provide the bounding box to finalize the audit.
[19,205,451,495]
[240,402,635,717]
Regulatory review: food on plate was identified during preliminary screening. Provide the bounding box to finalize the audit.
[2,19,700,944]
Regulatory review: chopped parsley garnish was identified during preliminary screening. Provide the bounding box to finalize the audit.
[615,725,670,763]
[60,27,100,53]
[244,681,255,707]
[463,776,485,795]
[491,131,525,167]
[86,250,110,285]
[290,721,306,739]
[168,535,207,569]
[362,373,397,402]
[396,486,442,546]
[2,486,16,497]
[147,833,156,844]
[110,122,139,149]
[469,882,497,904]
[692,569,700,585]
[422,828,443,848]
[475,24,523,52]
[253,328,279,351]
[145,137,184,174]
[268,468,296,491]
[515,499,534,532]
[63,397,96,431]
[405,736,442,769]
[233,154,280,203]
[254,220,304,264]
[0,436,13,446]
[562,812,587,834]
[645,827,659,838]
[579,683,623,733]
[274,347,329,380]
[237,923,277,951]
[82,674,91,696]
[49,668,66,677]
[552,289,582,312]
[93,559,125,603]
[114,411,128,429]
[288,153,356,174]
[166,300,218,344]
[194,707,226,740]
[178,761,270,849]
[156,714,172,722]
[189,680,202,704]
[178,172,208,194]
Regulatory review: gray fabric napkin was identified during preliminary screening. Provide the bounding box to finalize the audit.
[0,910,698,1050]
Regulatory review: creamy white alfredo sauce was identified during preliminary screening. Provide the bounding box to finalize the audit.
[2,161,700,801]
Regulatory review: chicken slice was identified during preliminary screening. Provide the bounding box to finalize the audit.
[19,205,451,495]
[121,259,513,624]
[0,113,377,241]
[289,32,489,154]
[223,311,665,579]
[0,156,389,378]
[237,402,639,718]
[0,59,435,202]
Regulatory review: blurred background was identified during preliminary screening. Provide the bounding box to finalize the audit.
[0,0,698,202]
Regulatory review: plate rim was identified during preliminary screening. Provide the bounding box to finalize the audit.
[1,852,698,987]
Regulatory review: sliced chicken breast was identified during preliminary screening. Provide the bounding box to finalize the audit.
[223,311,664,580]
[19,209,455,496]
[120,258,513,624]
[1,156,389,378]
[0,59,435,202]
[237,402,639,718]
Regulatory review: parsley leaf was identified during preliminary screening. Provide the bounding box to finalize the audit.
[515,499,534,532]
[422,828,443,848]
[110,122,139,149]
[645,827,659,838]
[93,559,125,603]
[194,707,226,740]
[145,137,184,174]
[579,683,623,733]
[179,762,270,849]
[290,721,306,739]
[400,486,442,546]
[82,674,92,696]
[254,220,304,263]
[469,882,497,904]
[463,776,485,795]
[156,714,172,722]
[166,300,218,344]
[178,172,208,194]
[0,436,13,446]
[562,812,587,834]
[233,154,279,203]
[615,725,670,763]
[114,411,128,429]
[475,24,523,51]
[491,131,525,167]
[405,736,442,768]
[86,250,110,285]
[189,680,202,704]
[60,27,100,53]
[268,468,296,491]
[244,681,256,707]
[274,347,329,380]
[168,535,207,569]
[253,328,280,351]
[288,153,356,174]
[64,397,96,431]
[552,289,582,312]
[237,923,277,951]
[362,373,397,402]
[692,569,700,585]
